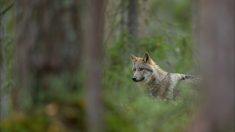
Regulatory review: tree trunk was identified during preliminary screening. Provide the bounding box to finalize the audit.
[84,0,105,132]
[0,2,14,120]
[138,0,150,36]
[0,6,10,120]
[126,0,139,54]
[189,0,235,131]
[120,0,127,33]
[0,8,4,119]
[127,0,138,37]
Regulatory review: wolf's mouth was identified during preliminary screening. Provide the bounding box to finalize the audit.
[132,77,145,82]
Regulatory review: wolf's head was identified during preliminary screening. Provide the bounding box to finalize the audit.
[130,53,155,82]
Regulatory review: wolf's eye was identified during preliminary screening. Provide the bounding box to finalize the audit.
[133,68,136,71]
[139,68,144,71]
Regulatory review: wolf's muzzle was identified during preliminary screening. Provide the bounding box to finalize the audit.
[132,77,137,82]
[132,77,144,82]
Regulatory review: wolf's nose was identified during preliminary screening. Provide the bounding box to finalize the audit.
[132,77,137,81]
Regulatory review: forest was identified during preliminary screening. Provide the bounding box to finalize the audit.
[0,0,234,132]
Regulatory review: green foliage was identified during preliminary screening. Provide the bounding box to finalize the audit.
[0,99,137,132]
[1,111,50,132]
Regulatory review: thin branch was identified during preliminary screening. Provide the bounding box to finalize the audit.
[0,1,15,17]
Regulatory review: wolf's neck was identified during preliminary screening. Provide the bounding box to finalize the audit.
[147,65,168,84]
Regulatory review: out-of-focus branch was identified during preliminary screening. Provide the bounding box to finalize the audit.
[0,1,14,16]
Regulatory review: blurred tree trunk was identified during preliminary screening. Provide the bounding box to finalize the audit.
[0,2,14,119]
[189,0,235,131]
[138,0,150,36]
[0,9,4,119]
[0,4,10,120]
[120,0,127,33]
[84,0,105,132]
[127,0,139,54]
[105,0,140,57]
[127,0,138,37]
[14,0,82,111]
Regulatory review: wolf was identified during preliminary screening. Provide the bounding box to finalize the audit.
[130,53,194,100]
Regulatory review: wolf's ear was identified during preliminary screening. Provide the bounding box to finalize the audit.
[143,53,150,63]
[130,54,137,61]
